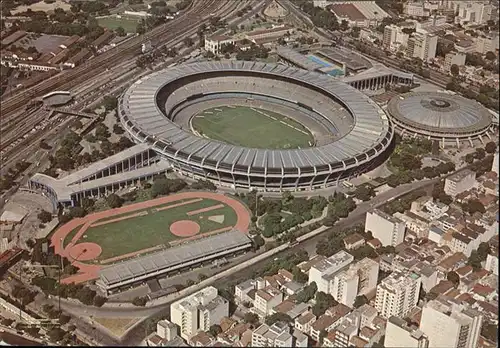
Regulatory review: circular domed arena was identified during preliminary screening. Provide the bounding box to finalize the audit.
[119,61,394,192]
[386,92,495,147]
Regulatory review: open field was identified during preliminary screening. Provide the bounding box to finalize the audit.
[79,198,237,260]
[97,16,140,33]
[191,105,314,149]
[52,191,251,283]
[93,317,140,337]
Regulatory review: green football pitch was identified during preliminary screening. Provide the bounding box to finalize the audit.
[191,106,314,149]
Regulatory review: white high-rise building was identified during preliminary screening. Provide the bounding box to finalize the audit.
[351,257,379,296]
[385,316,429,348]
[492,151,499,175]
[444,169,476,197]
[308,251,354,293]
[420,296,483,348]
[375,271,421,319]
[406,30,437,61]
[330,268,359,308]
[454,1,492,26]
[383,24,410,51]
[170,286,229,340]
[365,209,406,247]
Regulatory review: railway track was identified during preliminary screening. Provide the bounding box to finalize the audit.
[0,0,228,116]
[0,0,250,169]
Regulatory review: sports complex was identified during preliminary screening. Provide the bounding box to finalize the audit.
[386,92,495,147]
[119,61,395,191]
[51,191,251,293]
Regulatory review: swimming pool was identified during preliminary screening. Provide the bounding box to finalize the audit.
[307,54,333,68]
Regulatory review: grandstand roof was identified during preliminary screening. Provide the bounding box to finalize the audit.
[387,92,492,134]
[99,229,251,286]
[342,63,414,83]
[121,60,391,172]
[315,47,371,72]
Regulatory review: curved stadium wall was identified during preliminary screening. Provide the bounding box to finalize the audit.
[119,61,395,191]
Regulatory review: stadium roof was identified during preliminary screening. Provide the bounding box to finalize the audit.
[342,63,413,83]
[387,92,492,134]
[315,47,371,71]
[99,229,251,286]
[121,60,391,171]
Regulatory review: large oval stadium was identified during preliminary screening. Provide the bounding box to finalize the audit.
[119,61,394,191]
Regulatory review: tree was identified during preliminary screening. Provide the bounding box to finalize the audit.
[48,328,66,342]
[296,281,317,303]
[465,153,475,164]
[447,271,460,287]
[354,185,375,201]
[183,37,194,47]
[106,193,123,208]
[115,26,126,36]
[132,296,148,306]
[485,141,497,154]
[450,64,459,76]
[481,322,498,342]
[95,123,110,141]
[265,312,292,326]
[102,95,118,111]
[353,295,368,308]
[37,210,52,223]
[467,250,482,271]
[244,312,259,324]
[93,295,107,307]
[59,313,71,325]
[209,324,222,337]
[252,235,265,250]
[198,273,208,281]
[312,291,337,317]
[485,51,496,61]
[463,199,485,214]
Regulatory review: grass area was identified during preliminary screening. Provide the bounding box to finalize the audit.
[62,225,82,249]
[93,317,140,337]
[79,198,238,260]
[97,16,140,33]
[192,105,314,149]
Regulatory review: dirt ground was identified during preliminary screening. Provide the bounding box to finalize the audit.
[11,0,71,14]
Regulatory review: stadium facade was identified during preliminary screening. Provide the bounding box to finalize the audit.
[119,61,394,191]
[386,92,495,147]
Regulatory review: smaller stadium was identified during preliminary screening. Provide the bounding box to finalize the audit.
[51,191,251,289]
[386,92,495,147]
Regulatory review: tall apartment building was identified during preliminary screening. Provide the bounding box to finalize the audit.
[420,296,483,348]
[474,34,500,54]
[330,268,359,308]
[375,271,421,318]
[383,24,410,51]
[308,250,354,293]
[365,209,406,247]
[170,286,229,340]
[406,30,437,61]
[352,257,379,296]
[384,316,429,348]
[444,169,476,197]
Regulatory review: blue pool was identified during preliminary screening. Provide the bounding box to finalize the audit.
[307,54,333,68]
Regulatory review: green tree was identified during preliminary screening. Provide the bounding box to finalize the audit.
[209,324,222,337]
[485,141,497,154]
[312,291,337,317]
[450,64,460,76]
[59,313,71,325]
[115,26,126,36]
[485,51,496,61]
[244,312,259,324]
[132,296,148,306]
[447,271,460,287]
[265,312,292,326]
[37,210,52,223]
[102,95,118,111]
[467,250,482,271]
[296,281,317,303]
[106,193,123,208]
[353,295,368,308]
[93,295,107,307]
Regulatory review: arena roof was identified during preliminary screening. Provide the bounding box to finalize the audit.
[387,92,492,135]
[315,47,371,72]
[99,229,251,286]
[276,47,324,71]
[120,61,391,172]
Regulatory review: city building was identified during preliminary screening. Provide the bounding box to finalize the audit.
[308,250,354,293]
[420,296,483,348]
[406,31,437,62]
[444,169,476,197]
[330,267,359,307]
[170,286,229,340]
[253,286,284,317]
[454,1,492,26]
[492,152,499,175]
[474,34,499,54]
[443,51,466,74]
[245,25,293,43]
[294,311,316,334]
[365,209,406,247]
[384,316,429,348]
[485,252,498,276]
[375,271,421,318]
[383,24,410,51]
[157,320,178,341]
[343,233,365,250]
[352,257,380,296]
[204,34,235,55]
[251,322,292,347]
